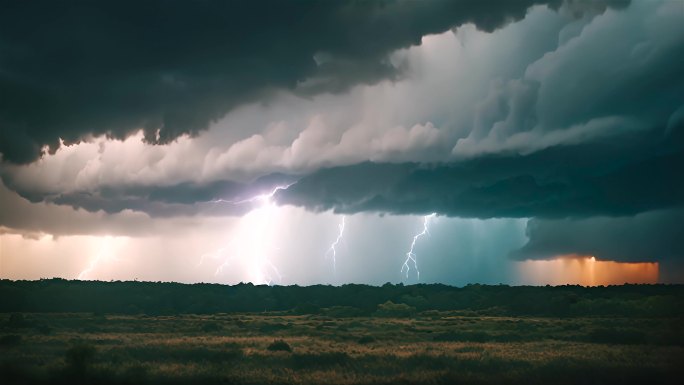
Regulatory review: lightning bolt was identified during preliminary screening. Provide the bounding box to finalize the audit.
[199,183,294,286]
[78,236,125,280]
[78,256,99,280]
[209,183,295,205]
[325,215,346,277]
[401,213,436,282]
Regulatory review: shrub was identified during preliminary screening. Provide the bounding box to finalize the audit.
[375,301,416,317]
[585,328,647,345]
[293,303,320,314]
[432,331,491,342]
[324,306,366,318]
[357,335,375,344]
[200,321,222,332]
[267,339,292,352]
[292,352,350,368]
[8,313,27,328]
[0,334,22,347]
[259,323,288,333]
[65,344,97,372]
[35,324,53,335]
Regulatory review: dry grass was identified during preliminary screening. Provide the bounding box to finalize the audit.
[1,312,682,384]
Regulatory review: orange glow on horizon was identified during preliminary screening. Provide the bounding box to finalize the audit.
[517,255,659,286]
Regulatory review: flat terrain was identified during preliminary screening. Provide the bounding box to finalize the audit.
[1,311,682,385]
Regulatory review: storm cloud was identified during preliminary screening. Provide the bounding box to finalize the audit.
[2,0,684,285]
[0,0,607,164]
[1,0,678,219]
[9,121,681,220]
[277,127,684,218]
[513,208,684,262]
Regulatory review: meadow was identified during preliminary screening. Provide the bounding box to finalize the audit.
[1,281,683,384]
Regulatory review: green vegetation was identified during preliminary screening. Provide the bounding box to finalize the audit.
[1,279,683,317]
[267,339,293,352]
[0,280,682,384]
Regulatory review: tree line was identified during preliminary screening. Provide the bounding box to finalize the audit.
[1,279,682,317]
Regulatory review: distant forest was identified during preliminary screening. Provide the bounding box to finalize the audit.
[1,280,682,318]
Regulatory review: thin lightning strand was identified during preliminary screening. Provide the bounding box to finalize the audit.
[209,183,295,205]
[78,256,99,280]
[78,237,124,280]
[325,215,346,276]
[401,213,436,281]
[261,260,283,286]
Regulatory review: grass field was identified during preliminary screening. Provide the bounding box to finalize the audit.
[1,311,682,385]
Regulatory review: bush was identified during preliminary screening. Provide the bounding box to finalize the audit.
[292,352,350,368]
[585,328,647,345]
[357,335,375,344]
[375,301,416,317]
[8,313,27,328]
[200,321,222,332]
[65,344,97,372]
[267,339,292,352]
[0,334,22,347]
[293,303,320,314]
[324,306,366,318]
[433,331,491,342]
[259,323,288,333]
[34,324,53,335]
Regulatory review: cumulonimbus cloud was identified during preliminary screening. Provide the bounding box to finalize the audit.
[5,0,682,223]
[1,0,616,164]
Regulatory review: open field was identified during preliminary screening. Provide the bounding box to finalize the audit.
[2,312,683,384]
[1,281,683,384]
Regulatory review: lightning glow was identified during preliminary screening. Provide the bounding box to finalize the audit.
[209,183,295,205]
[77,236,126,280]
[325,215,346,276]
[199,183,294,285]
[401,213,436,281]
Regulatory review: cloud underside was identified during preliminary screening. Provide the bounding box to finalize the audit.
[513,208,684,263]
[279,142,684,219]
[3,120,680,220]
[0,0,596,164]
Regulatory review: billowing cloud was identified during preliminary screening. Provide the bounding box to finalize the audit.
[0,180,158,237]
[0,0,601,164]
[2,0,679,221]
[513,208,684,262]
[277,129,684,218]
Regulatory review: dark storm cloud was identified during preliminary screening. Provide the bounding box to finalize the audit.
[0,180,155,237]
[9,173,297,217]
[4,115,681,219]
[275,0,684,223]
[0,0,611,164]
[512,209,684,262]
[276,123,684,219]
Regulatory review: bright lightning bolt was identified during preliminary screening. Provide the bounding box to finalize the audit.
[209,183,295,205]
[325,215,346,277]
[401,213,436,282]
[78,257,99,280]
[78,236,125,280]
[199,183,294,286]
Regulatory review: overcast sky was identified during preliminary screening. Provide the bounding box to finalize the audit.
[1,0,683,285]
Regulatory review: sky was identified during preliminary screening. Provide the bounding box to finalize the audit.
[1,0,683,286]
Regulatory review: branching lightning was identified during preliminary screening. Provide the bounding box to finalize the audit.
[325,215,346,276]
[401,213,436,281]
[199,183,294,285]
[209,183,295,205]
